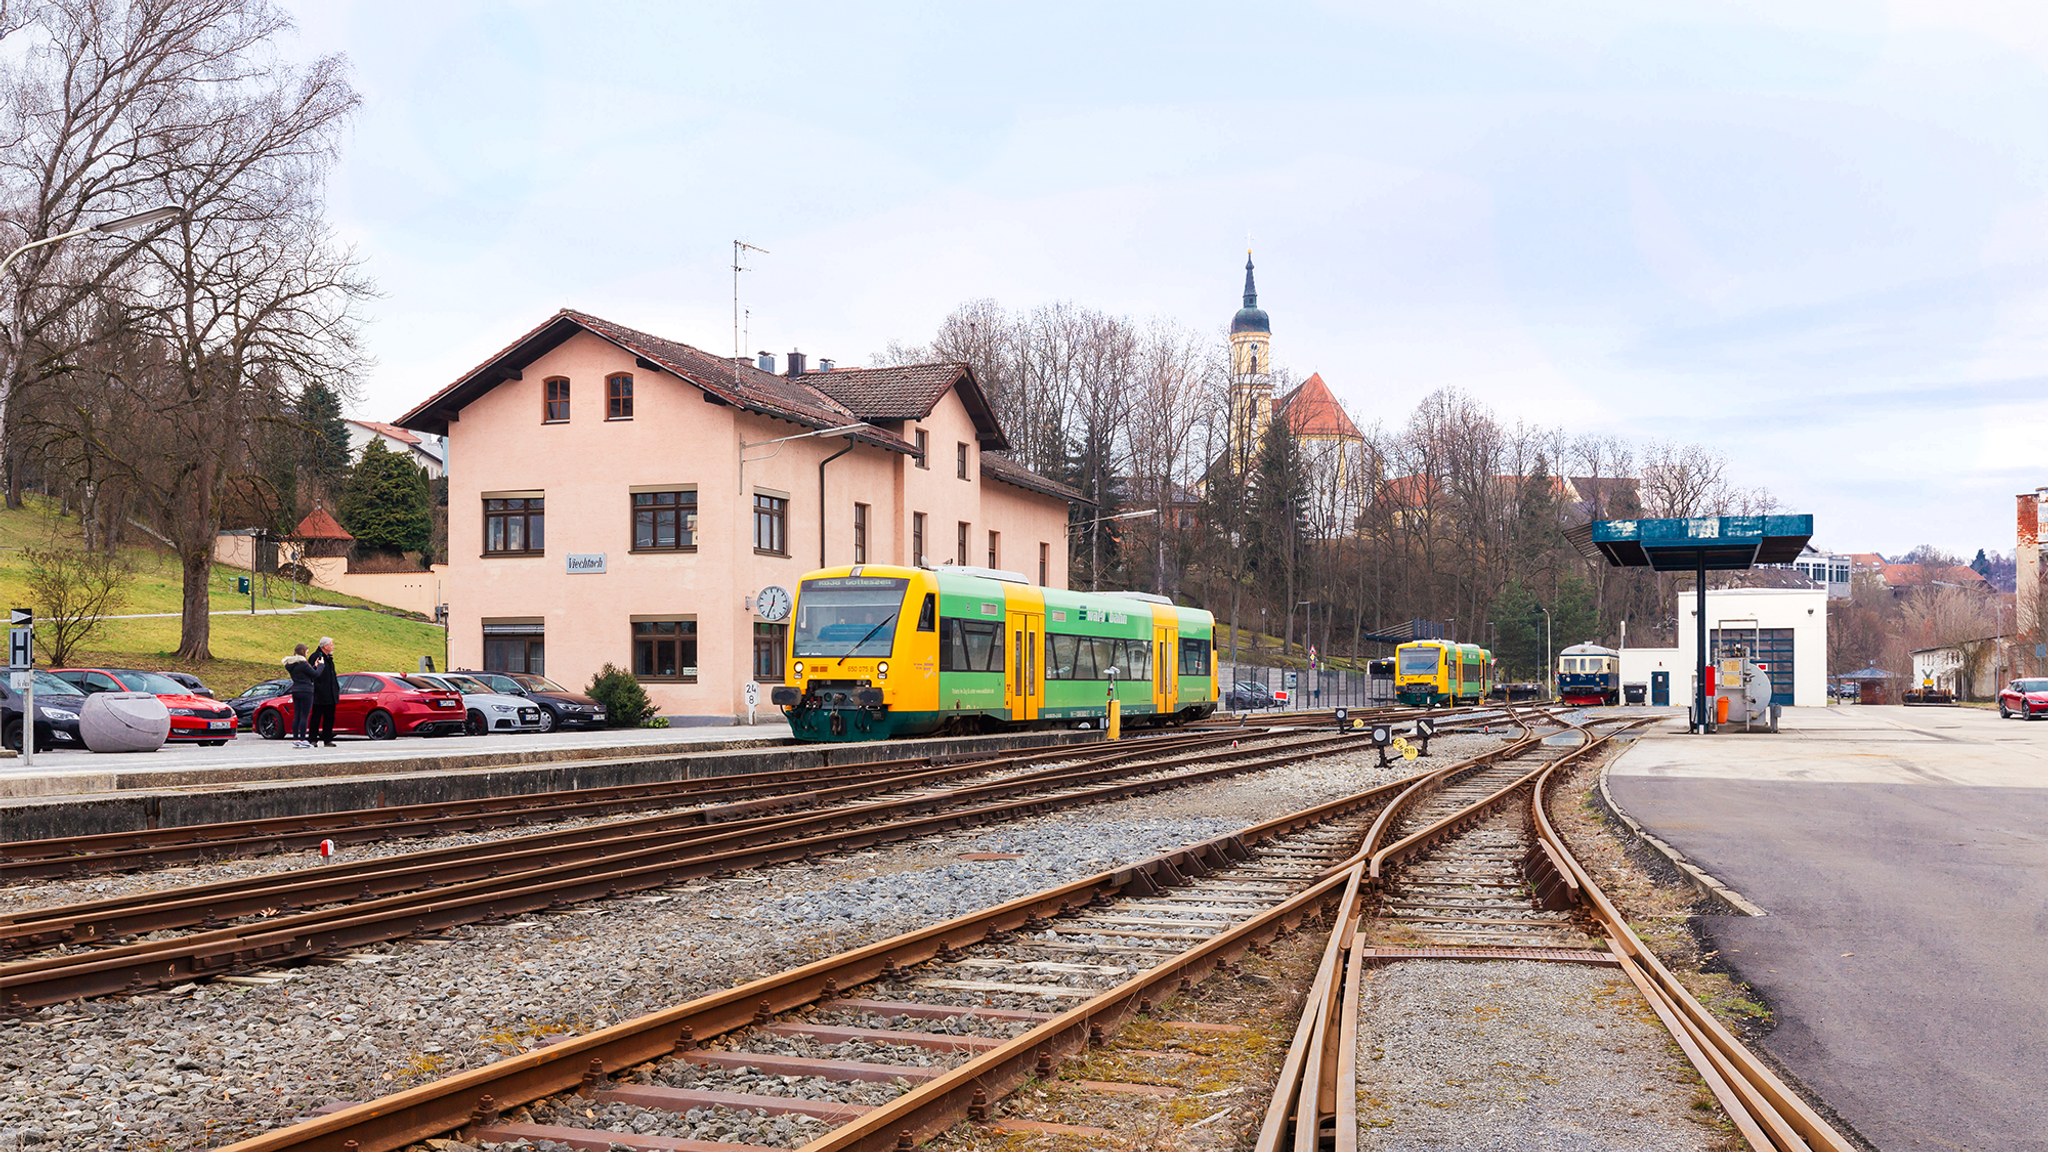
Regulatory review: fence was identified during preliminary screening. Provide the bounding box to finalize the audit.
[1216,662,1395,711]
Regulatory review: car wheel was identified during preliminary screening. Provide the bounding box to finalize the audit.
[2000,702,2011,719]
[365,710,396,740]
[536,708,557,733]
[465,710,486,737]
[1,719,21,752]
[254,710,284,740]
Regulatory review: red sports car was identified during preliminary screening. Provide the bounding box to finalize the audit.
[250,671,466,740]
[47,668,240,745]
[1998,678,2048,719]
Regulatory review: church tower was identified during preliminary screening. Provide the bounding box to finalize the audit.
[1227,251,1273,474]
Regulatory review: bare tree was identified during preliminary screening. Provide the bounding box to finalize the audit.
[22,537,131,664]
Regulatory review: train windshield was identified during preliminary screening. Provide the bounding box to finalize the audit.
[1399,648,1439,675]
[794,577,910,658]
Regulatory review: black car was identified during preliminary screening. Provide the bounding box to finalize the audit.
[453,671,608,730]
[161,671,214,698]
[1,671,89,752]
[1224,680,1281,710]
[227,677,293,729]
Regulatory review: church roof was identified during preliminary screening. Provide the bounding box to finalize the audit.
[1230,252,1270,335]
[1276,373,1361,440]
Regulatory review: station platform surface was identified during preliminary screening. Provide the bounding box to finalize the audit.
[1606,705,2048,1152]
[0,720,795,799]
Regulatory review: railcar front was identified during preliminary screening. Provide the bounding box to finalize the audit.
[776,567,935,741]
[1556,643,1620,706]
[1394,640,1452,707]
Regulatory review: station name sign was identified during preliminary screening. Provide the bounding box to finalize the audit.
[566,553,607,574]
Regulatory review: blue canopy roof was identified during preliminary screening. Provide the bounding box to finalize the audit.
[1572,514,1814,572]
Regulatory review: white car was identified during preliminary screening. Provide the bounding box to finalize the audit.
[404,673,545,735]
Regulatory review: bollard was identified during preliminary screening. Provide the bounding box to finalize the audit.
[1107,699,1121,741]
[318,839,335,865]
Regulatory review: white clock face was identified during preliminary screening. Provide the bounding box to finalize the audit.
[757,585,792,622]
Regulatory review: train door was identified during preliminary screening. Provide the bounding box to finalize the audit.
[1153,624,1177,718]
[1009,610,1041,721]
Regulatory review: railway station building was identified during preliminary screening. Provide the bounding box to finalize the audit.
[396,309,1084,725]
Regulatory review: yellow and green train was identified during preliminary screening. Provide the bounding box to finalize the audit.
[771,565,1219,741]
[1394,639,1493,707]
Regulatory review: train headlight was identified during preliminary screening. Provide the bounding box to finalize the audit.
[876,661,889,680]
[793,661,805,679]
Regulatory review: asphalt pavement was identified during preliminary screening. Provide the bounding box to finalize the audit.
[1607,705,2048,1152]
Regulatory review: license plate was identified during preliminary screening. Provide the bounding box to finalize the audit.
[435,699,456,707]
[207,720,230,729]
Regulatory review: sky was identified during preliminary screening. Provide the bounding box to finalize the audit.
[286,0,2048,560]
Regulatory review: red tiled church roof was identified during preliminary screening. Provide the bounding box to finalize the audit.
[1275,373,1361,440]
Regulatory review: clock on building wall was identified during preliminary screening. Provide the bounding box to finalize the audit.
[756,584,792,622]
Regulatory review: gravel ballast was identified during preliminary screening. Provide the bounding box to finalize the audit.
[0,738,1447,1150]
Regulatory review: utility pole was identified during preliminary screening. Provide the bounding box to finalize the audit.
[732,240,768,389]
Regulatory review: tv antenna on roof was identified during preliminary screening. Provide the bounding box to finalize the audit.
[733,239,768,387]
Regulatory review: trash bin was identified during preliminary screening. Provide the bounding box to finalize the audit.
[236,576,251,595]
[1623,682,1646,705]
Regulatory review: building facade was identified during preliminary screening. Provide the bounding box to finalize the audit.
[397,310,1081,724]
[345,419,447,480]
[1620,587,1827,707]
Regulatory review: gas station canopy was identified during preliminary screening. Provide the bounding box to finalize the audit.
[1571,515,1814,572]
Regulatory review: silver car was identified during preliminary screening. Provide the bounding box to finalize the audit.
[404,673,544,735]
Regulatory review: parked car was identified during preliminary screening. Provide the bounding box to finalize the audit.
[1223,680,1281,710]
[407,673,544,735]
[161,672,214,698]
[227,678,293,729]
[0,671,88,752]
[452,671,608,730]
[1998,678,2048,719]
[251,672,466,740]
[47,668,238,745]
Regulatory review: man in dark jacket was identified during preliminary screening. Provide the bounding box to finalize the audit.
[284,643,315,747]
[307,637,340,746]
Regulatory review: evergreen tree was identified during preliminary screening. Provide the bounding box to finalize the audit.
[338,440,432,559]
[1248,419,1310,654]
[1972,548,1992,578]
[298,381,353,496]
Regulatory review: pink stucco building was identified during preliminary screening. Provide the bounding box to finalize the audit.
[396,309,1082,724]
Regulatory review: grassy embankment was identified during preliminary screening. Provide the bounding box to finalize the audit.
[0,497,447,697]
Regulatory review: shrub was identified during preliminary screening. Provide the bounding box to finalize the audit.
[586,663,656,728]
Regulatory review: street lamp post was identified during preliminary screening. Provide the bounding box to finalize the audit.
[1,205,181,770]
[1534,605,1552,698]
[1067,508,1156,591]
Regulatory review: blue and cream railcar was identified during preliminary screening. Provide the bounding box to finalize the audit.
[1394,640,1492,707]
[774,564,1219,741]
[1556,643,1620,706]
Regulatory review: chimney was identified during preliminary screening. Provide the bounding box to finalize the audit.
[786,350,806,377]
[2021,493,2041,641]
[757,351,775,373]
[818,359,834,372]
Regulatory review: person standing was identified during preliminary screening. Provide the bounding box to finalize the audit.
[308,637,340,747]
[284,643,315,747]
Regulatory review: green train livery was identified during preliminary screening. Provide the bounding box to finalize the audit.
[1394,639,1493,707]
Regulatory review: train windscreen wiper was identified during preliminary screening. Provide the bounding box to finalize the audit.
[837,612,897,665]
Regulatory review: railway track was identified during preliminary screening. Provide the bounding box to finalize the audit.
[1256,715,1862,1152]
[182,707,1561,1152]
[0,712,1526,1010]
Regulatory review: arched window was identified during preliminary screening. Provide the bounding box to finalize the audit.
[544,377,569,422]
[607,373,633,420]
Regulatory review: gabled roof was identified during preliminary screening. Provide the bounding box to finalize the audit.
[1274,373,1361,440]
[804,364,1010,449]
[393,309,915,455]
[349,419,421,446]
[293,506,353,541]
[981,453,1091,505]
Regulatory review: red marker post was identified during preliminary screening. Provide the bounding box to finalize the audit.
[318,838,335,864]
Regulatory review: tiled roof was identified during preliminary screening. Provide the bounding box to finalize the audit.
[1275,374,1362,440]
[294,506,353,541]
[393,309,915,456]
[981,453,1091,505]
[350,419,421,446]
[807,363,1010,450]
[1878,563,1992,590]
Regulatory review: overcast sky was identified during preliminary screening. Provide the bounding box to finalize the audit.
[290,1,2048,561]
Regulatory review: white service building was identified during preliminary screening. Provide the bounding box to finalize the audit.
[1619,587,1828,707]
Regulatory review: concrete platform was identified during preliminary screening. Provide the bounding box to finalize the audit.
[0,727,1102,844]
[1606,705,2048,1152]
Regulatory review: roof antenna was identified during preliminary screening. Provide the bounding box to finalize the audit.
[733,239,768,389]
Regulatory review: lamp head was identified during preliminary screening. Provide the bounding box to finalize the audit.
[93,206,183,234]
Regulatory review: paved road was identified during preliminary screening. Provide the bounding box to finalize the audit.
[1607,705,2048,1152]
